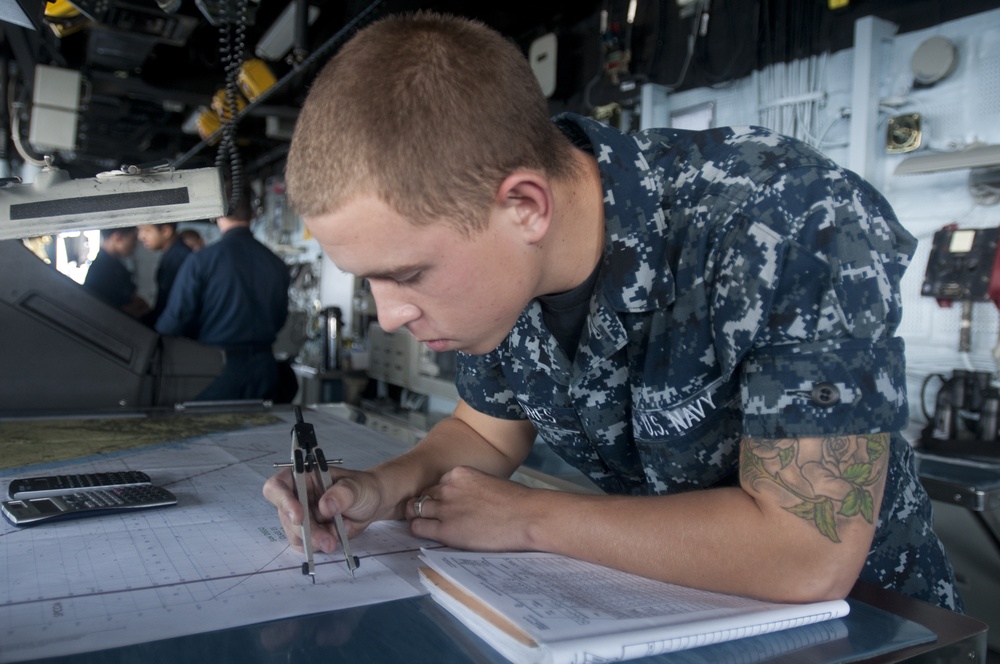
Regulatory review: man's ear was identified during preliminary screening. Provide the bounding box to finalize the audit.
[494,171,553,244]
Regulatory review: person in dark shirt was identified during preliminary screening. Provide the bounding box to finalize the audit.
[138,222,192,326]
[179,228,206,253]
[82,226,150,319]
[156,195,290,401]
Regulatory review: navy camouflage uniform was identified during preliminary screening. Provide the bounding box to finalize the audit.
[457,113,962,611]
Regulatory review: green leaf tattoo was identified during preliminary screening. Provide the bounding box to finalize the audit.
[741,433,889,543]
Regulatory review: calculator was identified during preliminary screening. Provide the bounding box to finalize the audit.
[2,485,178,527]
[7,471,152,499]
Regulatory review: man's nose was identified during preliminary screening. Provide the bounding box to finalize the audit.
[369,284,420,333]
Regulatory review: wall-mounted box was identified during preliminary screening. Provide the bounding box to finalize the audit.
[29,65,82,151]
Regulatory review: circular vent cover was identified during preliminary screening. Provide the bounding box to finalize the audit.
[911,36,958,86]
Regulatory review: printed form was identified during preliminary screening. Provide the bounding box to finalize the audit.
[0,409,439,663]
[420,549,852,664]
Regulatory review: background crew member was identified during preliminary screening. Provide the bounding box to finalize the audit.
[265,12,961,611]
[82,226,150,319]
[156,193,290,400]
[138,222,192,326]
[179,228,206,253]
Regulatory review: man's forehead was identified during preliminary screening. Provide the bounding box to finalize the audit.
[322,234,432,279]
[315,227,460,283]
[310,203,461,247]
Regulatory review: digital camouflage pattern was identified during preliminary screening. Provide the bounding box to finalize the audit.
[457,113,961,611]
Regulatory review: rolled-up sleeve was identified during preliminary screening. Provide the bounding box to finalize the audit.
[711,166,916,439]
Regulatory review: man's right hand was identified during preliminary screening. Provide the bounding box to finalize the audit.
[262,404,536,554]
[262,466,386,553]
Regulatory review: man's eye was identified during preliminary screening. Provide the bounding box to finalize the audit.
[395,272,422,285]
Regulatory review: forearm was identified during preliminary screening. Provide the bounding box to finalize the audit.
[522,487,853,602]
[520,433,888,603]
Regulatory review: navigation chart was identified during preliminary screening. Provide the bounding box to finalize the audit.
[1,409,437,662]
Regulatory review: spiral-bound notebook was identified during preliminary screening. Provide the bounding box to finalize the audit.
[419,549,853,664]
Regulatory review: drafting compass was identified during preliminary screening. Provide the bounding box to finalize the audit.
[278,407,359,582]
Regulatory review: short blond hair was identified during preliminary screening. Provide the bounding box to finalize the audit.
[285,11,579,232]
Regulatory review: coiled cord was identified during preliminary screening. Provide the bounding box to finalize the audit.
[215,0,249,215]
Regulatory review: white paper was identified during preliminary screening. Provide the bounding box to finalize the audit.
[420,549,850,664]
[0,411,438,662]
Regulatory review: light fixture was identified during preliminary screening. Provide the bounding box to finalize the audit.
[894,144,1000,175]
[0,167,225,240]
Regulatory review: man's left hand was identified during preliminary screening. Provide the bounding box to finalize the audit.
[405,465,534,551]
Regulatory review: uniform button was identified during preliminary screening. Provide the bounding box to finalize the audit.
[811,382,840,407]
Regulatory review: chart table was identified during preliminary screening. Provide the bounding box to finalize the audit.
[1,405,988,663]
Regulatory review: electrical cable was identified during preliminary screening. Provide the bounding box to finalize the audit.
[648,0,669,80]
[582,3,610,112]
[813,111,849,149]
[969,177,1000,206]
[9,107,46,168]
[7,81,46,168]
[667,0,704,90]
[920,373,947,422]
[695,0,758,87]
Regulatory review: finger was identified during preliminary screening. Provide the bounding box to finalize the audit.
[283,493,339,554]
[263,471,307,544]
[317,477,357,520]
[312,479,371,549]
[407,493,436,521]
[408,513,445,544]
[278,499,308,552]
[327,464,353,482]
[306,520,340,554]
[262,468,297,511]
[318,473,382,529]
[283,518,306,552]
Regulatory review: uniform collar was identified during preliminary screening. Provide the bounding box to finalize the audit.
[554,114,675,314]
[222,225,253,238]
[463,115,677,370]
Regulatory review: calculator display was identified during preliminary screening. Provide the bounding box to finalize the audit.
[29,499,61,515]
